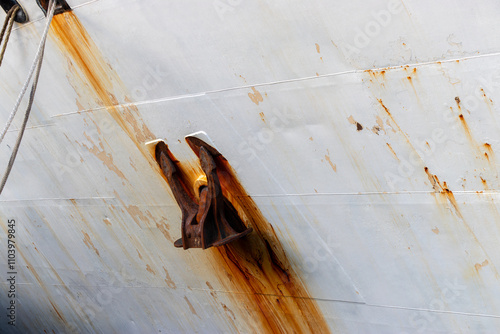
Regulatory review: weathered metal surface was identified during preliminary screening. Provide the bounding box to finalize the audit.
[155,141,252,249]
[36,0,71,16]
[0,0,499,333]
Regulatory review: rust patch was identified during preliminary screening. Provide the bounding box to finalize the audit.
[371,115,386,135]
[156,222,173,242]
[146,264,155,275]
[103,218,111,226]
[180,142,332,333]
[315,43,320,53]
[324,150,337,173]
[163,267,176,289]
[432,227,440,234]
[347,115,363,131]
[82,230,100,256]
[248,87,264,105]
[80,132,126,180]
[184,296,199,317]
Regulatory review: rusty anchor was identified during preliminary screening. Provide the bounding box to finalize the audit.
[155,142,252,250]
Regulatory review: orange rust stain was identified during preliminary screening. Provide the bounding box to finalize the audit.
[222,303,236,320]
[309,137,313,141]
[315,43,320,53]
[103,218,111,226]
[163,267,176,289]
[116,199,150,228]
[377,99,421,157]
[372,115,386,135]
[156,222,173,242]
[385,143,399,160]
[483,143,495,162]
[248,87,264,105]
[82,230,100,256]
[432,227,440,234]
[480,88,494,109]
[480,177,489,190]
[365,69,386,79]
[424,167,500,277]
[347,115,363,131]
[146,264,156,275]
[176,141,332,333]
[458,114,475,145]
[259,112,265,122]
[80,132,126,180]
[137,249,143,259]
[475,259,489,272]
[184,296,199,317]
[324,150,337,173]
[50,12,158,170]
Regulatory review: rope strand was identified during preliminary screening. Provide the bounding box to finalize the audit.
[0,0,56,195]
[0,5,20,67]
[0,0,55,146]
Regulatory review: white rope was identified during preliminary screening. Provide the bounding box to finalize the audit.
[0,0,56,195]
[0,0,56,145]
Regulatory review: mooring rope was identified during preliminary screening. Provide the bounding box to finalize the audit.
[0,0,55,146]
[0,0,56,195]
[0,4,20,67]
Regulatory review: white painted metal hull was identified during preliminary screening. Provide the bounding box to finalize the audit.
[1,0,500,332]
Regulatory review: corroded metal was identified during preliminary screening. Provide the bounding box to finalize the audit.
[36,0,70,16]
[155,141,252,249]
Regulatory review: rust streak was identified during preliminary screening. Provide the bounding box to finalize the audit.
[146,264,156,275]
[82,230,100,256]
[163,267,176,289]
[180,143,332,333]
[50,12,158,171]
[184,296,199,317]
[385,143,399,161]
[324,150,337,173]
